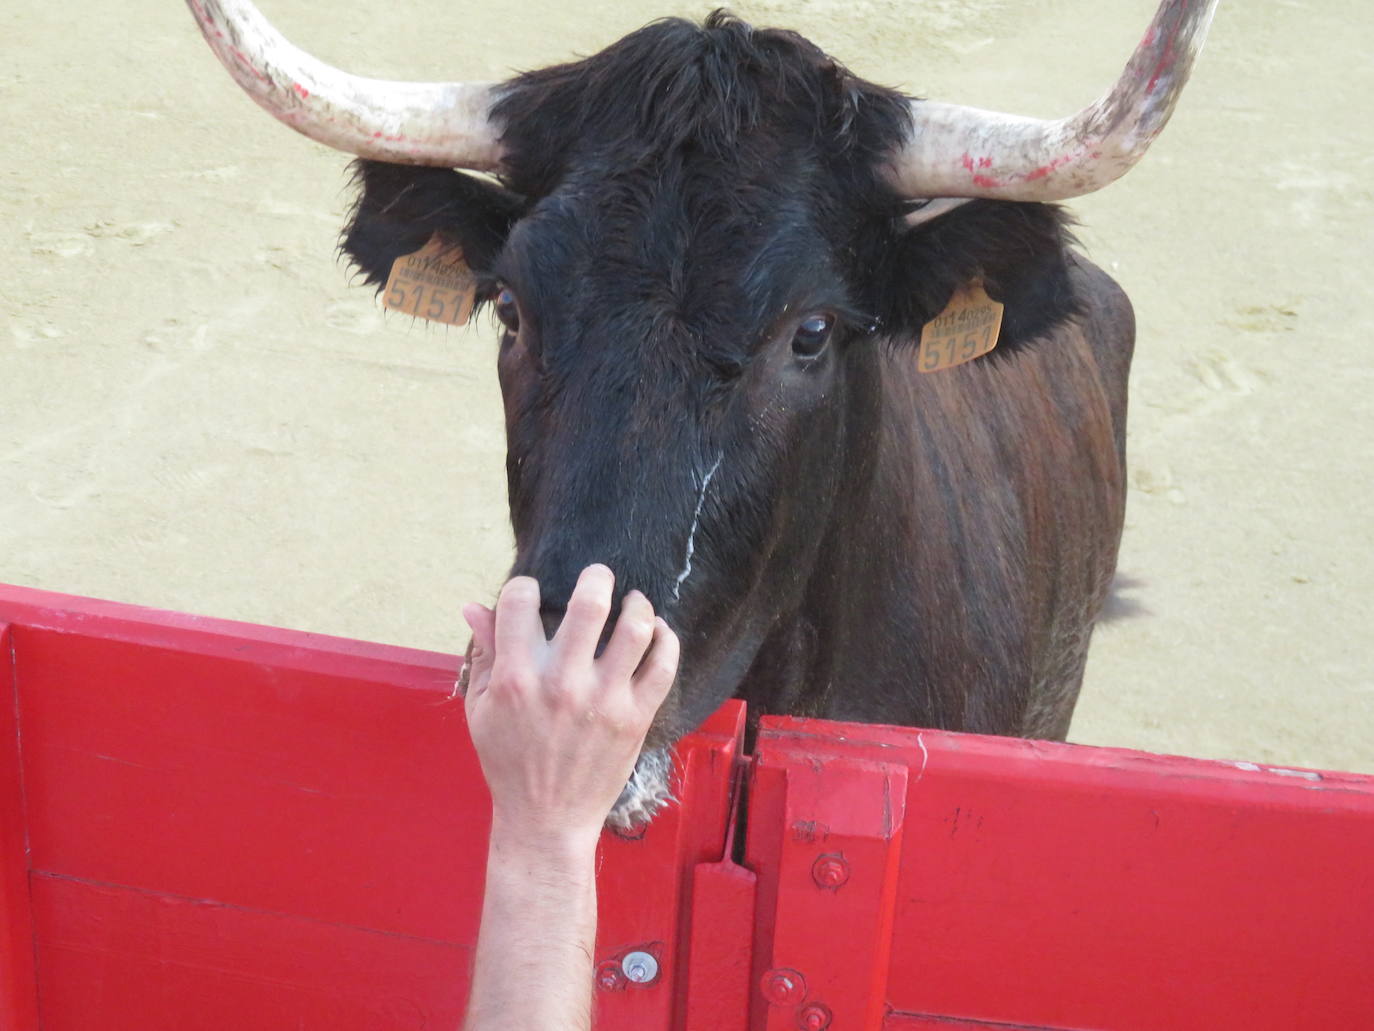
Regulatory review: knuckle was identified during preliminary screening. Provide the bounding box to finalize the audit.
[619,613,654,644]
[567,587,610,618]
[501,577,539,604]
[491,665,537,698]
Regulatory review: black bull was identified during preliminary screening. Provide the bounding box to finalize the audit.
[341,15,1131,825]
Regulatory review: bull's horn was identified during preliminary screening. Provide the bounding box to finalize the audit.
[888,0,1219,201]
[184,0,503,170]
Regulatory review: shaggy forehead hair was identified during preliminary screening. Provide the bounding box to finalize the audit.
[490,10,913,197]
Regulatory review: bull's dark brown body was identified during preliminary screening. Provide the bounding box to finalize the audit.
[742,257,1131,740]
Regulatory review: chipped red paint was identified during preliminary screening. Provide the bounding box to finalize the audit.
[977,156,992,169]
[960,152,975,172]
[971,174,1001,189]
[293,83,310,100]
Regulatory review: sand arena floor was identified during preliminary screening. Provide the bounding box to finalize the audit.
[2,0,1370,773]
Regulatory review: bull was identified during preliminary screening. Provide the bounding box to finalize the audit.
[187,0,1217,826]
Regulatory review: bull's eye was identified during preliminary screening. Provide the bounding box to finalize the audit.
[791,313,834,358]
[495,288,521,333]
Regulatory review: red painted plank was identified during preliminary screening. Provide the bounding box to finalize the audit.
[758,717,1374,1031]
[30,872,470,1031]
[0,623,40,1031]
[13,622,485,942]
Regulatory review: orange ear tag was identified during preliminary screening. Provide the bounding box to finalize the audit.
[381,234,477,326]
[917,280,1004,373]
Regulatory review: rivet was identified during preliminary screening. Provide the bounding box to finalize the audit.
[760,967,808,1006]
[799,1002,833,1030]
[621,950,659,984]
[811,852,850,889]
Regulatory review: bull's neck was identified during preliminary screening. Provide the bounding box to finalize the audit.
[739,347,902,721]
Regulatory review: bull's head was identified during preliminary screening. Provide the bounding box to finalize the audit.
[188,0,1216,826]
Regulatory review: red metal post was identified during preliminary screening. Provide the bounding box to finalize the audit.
[593,701,744,1031]
[683,759,757,1031]
[746,741,908,1031]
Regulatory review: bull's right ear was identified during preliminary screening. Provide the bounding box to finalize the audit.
[340,160,525,289]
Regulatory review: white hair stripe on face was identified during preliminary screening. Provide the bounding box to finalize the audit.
[672,453,723,604]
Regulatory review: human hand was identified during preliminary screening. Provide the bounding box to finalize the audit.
[462,564,680,850]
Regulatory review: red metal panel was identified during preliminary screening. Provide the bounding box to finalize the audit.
[0,622,40,1031]
[747,749,908,1031]
[0,585,742,1030]
[758,716,1374,1031]
[30,872,470,1031]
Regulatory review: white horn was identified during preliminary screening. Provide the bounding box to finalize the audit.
[888,0,1219,201]
[185,0,503,170]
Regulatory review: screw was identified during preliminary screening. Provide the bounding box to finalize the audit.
[799,1002,832,1030]
[760,967,807,1006]
[596,961,624,991]
[621,950,659,985]
[811,853,850,889]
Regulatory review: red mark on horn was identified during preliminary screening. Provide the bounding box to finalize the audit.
[229,47,268,84]
[978,156,993,168]
[961,152,975,172]
[293,83,310,100]
[1025,152,1075,181]
[972,174,1002,189]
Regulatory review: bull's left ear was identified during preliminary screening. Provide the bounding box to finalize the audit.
[341,159,525,289]
[861,199,1082,357]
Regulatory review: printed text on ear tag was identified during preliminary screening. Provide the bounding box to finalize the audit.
[917,280,1004,373]
[381,234,477,327]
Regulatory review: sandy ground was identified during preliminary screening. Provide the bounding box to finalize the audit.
[2,0,1370,775]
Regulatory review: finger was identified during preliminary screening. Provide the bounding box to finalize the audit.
[632,617,681,711]
[551,564,614,668]
[492,577,544,679]
[461,602,496,698]
[598,589,656,685]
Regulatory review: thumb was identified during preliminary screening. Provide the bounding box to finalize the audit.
[462,602,497,697]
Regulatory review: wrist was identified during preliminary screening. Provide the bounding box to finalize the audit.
[487,810,603,869]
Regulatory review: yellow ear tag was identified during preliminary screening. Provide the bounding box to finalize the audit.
[381,234,477,326]
[917,280,1004,373]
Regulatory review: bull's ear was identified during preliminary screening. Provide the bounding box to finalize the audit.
[866,199,1081,357]
[341,160,525,289]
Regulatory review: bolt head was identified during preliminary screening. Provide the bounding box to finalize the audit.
[811,853,850,889]
[760,967,808,1006]
[799,1002,832,1030]
[621,950,659,984]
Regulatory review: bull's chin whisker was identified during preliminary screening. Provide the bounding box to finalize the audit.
[606,747,676,829]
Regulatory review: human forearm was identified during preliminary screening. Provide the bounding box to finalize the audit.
[462,824,600,1031]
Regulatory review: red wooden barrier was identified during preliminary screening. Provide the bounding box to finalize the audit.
[2,583,1371,1029]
